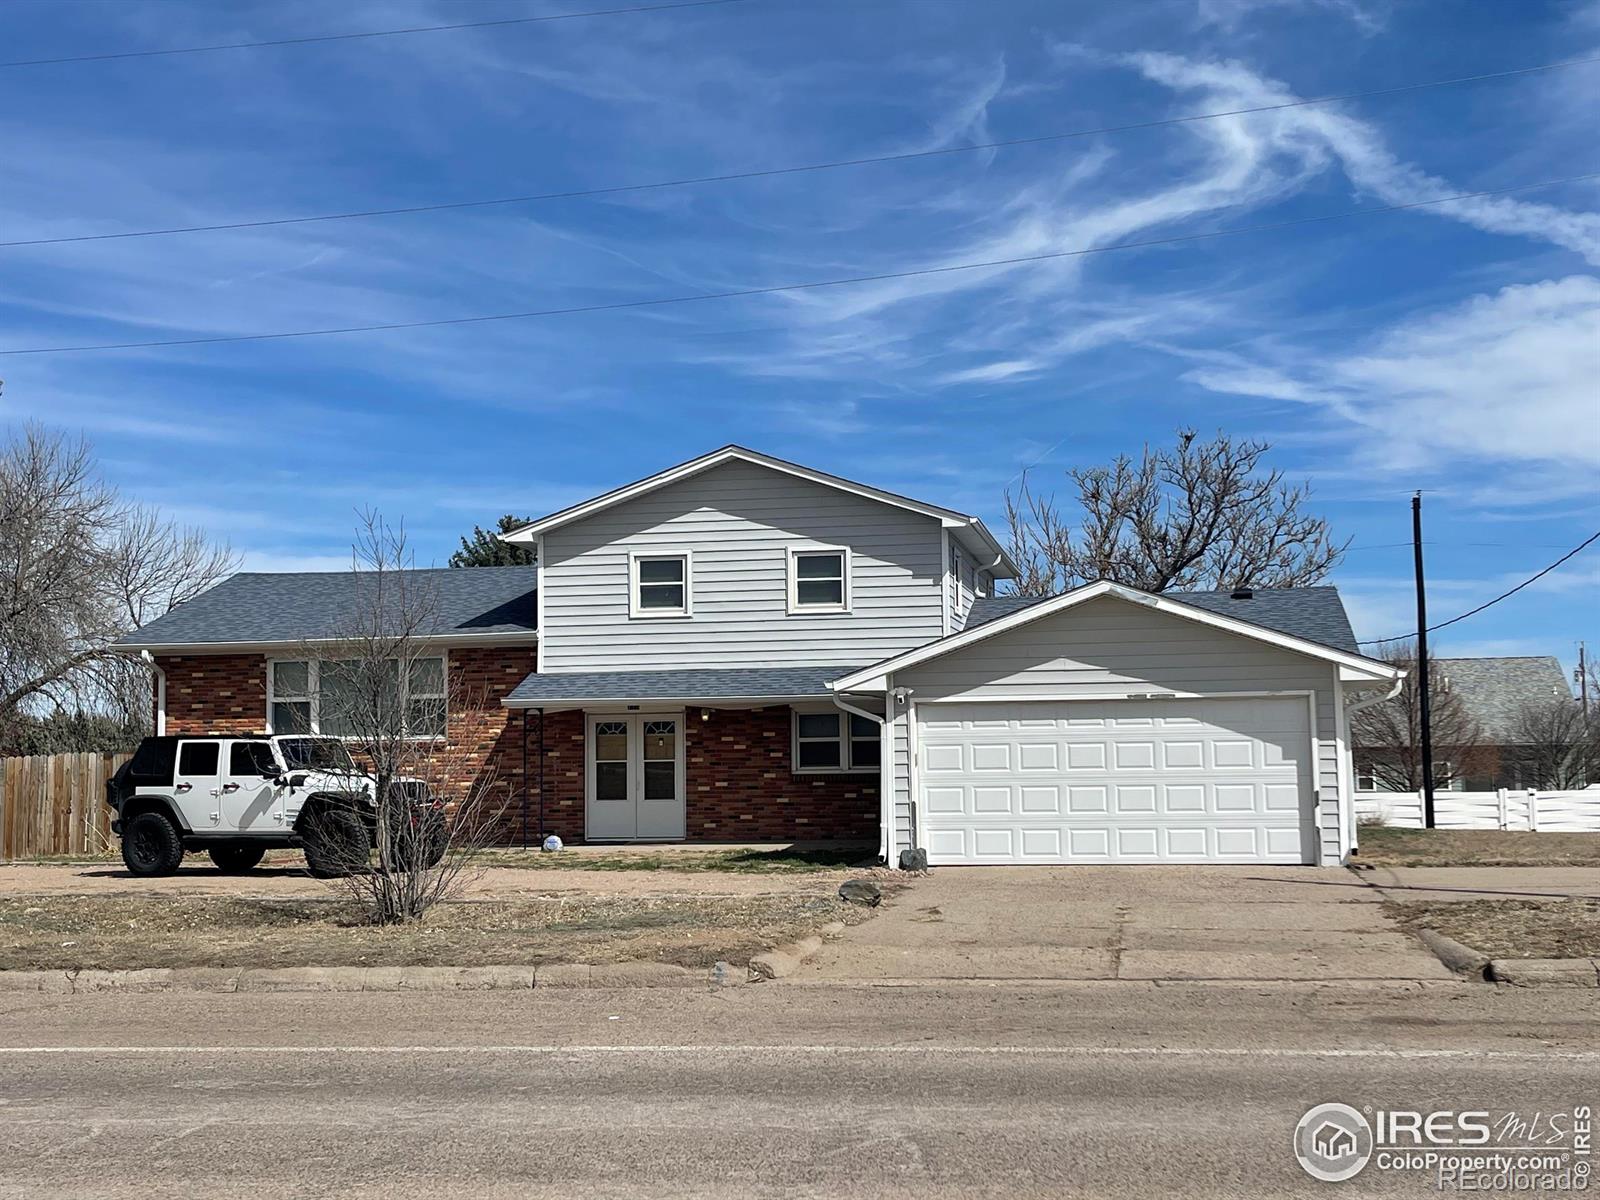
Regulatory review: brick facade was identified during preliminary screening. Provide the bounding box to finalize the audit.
[157,654,269,734]
[156,650,877,846]
[684,706,878,841]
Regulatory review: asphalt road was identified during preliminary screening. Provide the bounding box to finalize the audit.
[3,983,1596,1199]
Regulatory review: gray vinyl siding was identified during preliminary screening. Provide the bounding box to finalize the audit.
[540,459,946,671]
[891,595,1346,863]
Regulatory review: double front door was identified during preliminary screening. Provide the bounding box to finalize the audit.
[585,713,686,841]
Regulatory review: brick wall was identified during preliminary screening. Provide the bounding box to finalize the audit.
[155,652,877,846]
[684,706,878,842]
[157,655,268,734]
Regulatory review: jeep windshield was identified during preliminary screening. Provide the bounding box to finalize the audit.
[276,737,357,773]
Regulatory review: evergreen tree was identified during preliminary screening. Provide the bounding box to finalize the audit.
[448,515,535,567]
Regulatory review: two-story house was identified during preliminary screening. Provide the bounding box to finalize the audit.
[118,446,1401,866]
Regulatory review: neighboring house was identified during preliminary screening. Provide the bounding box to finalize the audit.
[117,446,1400,867]
[1354,656,1579,792]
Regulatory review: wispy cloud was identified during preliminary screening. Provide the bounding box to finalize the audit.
[1187,275,1600,470]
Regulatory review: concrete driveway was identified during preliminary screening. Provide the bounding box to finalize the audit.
[804,866,1457,984]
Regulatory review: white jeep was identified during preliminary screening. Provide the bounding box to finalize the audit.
[106,734,444,878]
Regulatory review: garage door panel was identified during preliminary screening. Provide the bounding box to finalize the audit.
[917,698,1313,865]
[1020,786,1061,813]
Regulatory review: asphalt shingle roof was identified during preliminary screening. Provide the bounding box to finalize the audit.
[505,665,852,705]
[117,567,538,648]
[1431,657,1575,743]
[966,586,1360,654]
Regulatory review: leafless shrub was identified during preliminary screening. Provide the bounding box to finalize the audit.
[1004,429,1346,596]
[298,511,508,924]
[1508,698,1594,791]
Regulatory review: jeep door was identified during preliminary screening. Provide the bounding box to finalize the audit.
[222,741,282,832]
[173,740,224,830]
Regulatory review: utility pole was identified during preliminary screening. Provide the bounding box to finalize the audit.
[1579,642,1590,721]
[1413,492,1436,828]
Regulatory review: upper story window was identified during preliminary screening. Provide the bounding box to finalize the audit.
[788,547,849,613]
[268,657,447,740]
[629,551,691,618]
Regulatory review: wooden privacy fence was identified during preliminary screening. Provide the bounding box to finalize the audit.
[1356,789,1600,833]
[0,753,129,861]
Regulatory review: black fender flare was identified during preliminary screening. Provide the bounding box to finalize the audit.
[118,795,191,834]
[293,792,370,835]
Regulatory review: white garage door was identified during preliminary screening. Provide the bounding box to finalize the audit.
[917,697,1314,865]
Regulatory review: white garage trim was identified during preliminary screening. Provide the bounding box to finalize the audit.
[915,691,1324,870]
[831,580,1401,693]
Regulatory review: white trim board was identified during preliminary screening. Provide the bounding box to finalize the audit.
[121,630,539,654]
[830,581,1400,692]
[497,445,1017,577]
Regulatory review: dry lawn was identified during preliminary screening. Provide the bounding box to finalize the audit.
[0,887,875,972]
[1357,826,1600,868]
[1386,897,1600,959]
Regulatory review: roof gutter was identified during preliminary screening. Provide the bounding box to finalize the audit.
[1344,672,1406,716]
[117,630,540,654]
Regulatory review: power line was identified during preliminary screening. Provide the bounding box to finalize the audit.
[2,171,1594,358]
[8,53,1599,250]
[1359,530,1600,646]
[0,0,754,69]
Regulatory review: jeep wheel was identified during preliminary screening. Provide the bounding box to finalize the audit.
[209,846,266,874]
[122,812,185,877]
[302,808,371,878]
[381,810,448,874]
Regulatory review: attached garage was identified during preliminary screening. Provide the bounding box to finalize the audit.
[916,696,1314,865]
[828,582,1404,868]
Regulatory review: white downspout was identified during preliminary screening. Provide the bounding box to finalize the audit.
[1342,674,1404,856]
[833,689,891,866]
[140,650,167,736]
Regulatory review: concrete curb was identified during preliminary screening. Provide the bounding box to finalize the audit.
[0,960,741,994]
[747,922,845,982]
[1417,928,1491,980]
[1488,958,1600,988]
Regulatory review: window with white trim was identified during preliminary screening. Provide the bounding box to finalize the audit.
[268,657,447,739]
[630,552,690,617]
[792,710,879,773]
[788,548,848,612]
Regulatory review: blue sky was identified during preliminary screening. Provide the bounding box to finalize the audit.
[2,0,1597,674]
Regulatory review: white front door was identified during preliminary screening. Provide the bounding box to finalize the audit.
[586,713,686,841]
[917,697,1315,865]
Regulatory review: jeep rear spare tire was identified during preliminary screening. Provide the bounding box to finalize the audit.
[122,811,185,877]
[302,807,371,878]
[209,845,266,874]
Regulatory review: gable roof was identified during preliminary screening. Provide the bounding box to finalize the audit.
[500,445,1017,577]
[116,567,538,651]
[1433,656,1575,743]
[834,580,1399,692]
[964,586,1359,653]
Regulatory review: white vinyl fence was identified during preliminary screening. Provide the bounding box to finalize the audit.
[1355,789,1600,833]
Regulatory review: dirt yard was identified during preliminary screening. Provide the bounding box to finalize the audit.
[0,853,894,971]
[1357,827,1600,868]
[0,888,879,972]
[1385,897,1600,959]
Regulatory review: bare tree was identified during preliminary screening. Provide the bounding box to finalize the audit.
[1508,698,1594,791]
[1349,643,1488,791]
[1005,430,1347,596]
[0,425,236,748]
[299,511,508,924]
